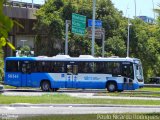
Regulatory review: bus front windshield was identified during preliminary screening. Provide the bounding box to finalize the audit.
[135,63,143,81]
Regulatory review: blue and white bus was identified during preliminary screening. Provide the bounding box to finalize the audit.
[4,55,144,92]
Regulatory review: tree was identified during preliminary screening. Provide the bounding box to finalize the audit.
[0,0,14,49]
[34,0,64,56]
[0,0,15,81]
[129,18,160,80]
[34,0,127,57]
[34,0,160,81]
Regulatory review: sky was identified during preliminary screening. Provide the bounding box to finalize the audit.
[11,0,160,18]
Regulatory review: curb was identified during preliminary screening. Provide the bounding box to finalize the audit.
[0,104,160,108]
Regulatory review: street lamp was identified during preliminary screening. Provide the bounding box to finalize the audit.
[20,40,27,47]
[127,17,132,57]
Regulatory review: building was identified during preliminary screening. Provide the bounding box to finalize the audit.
[137,16,155,24]
[3,1,41,57]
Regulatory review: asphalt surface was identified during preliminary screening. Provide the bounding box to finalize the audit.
[0,104,160,116]
[1,89,160,117]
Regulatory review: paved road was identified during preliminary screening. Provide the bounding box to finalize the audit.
[0,104,160,116]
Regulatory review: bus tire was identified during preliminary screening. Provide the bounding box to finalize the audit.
[41,80,51,92]
[107,82,117,92]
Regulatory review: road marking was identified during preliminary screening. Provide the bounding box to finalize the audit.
[3,107,16,110]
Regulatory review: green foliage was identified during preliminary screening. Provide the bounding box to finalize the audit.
[19,45,33,57]
[34,0,64,56]
[105,36,126,57]
[0,49,4,81]
[34,0,160,81]
[0,0,13,39]
[34,0,124,57]
[0,0,14,81]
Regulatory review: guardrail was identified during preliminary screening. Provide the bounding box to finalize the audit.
[144,84,160,87]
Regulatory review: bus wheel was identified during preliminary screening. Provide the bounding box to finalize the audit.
[107,82,117,92]
[41,81,51,92]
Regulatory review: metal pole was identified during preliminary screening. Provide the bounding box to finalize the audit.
[127,17,130,57]
[152,0,155,20]
[134,0,137,17]
[91,0,96,56]
[32,0,34,8]
[65,20,69,55]
[102,29,105,57]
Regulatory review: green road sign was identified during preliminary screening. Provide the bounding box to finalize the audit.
[72,13,86,35]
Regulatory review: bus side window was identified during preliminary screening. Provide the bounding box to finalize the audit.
[22,63,27,73]
[73,65,78,75]
[113,62,121,75]
[6,61,19,72]
[67,65,72,75]
[95,62,104,73]
[122,63,134,79]
[21,62,31,74]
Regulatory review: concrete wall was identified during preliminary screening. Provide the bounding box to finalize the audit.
[3,6,37,20]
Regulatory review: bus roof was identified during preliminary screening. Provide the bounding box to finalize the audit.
[5,55,140,63]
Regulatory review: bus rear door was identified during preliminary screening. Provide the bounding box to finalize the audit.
[21,61,32,87]
[66,63,78,88]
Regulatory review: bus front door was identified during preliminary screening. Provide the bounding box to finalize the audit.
[66,64,78,88]
[21,61,32,87]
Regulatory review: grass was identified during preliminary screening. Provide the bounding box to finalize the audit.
[94,87,160,98]
[139,87,160,92]
[0,94,160,105]
[17,113,160,120]
[96,91,160,98]
[3,85,16,89]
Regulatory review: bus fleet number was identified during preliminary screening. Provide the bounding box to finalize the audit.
[8,74,19,79]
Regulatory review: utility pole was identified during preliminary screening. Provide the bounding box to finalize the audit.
[91,0,96,56]
[152,0,156,20]
[127,17,131,57]
[102,28,105,57]
[65,20,71,55]
[32,0,34,8]
[134,0,137,17]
